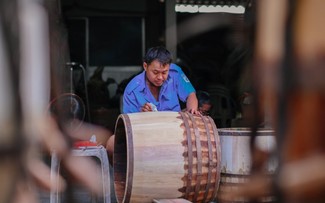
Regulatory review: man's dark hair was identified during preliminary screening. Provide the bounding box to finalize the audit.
[196,90,211,107]
[143,46,173,65]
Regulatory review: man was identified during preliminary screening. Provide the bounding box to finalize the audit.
[196,90,212,116]
[123,46,199,114]
[106,46,199,158]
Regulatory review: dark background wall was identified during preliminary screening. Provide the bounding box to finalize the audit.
[60,0,255,129]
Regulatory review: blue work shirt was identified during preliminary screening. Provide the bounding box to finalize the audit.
[122,63,195,113]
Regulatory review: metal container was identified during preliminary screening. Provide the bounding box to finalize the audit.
[217,128,277,202]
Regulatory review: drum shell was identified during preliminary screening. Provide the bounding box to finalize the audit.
[113,111,221,203]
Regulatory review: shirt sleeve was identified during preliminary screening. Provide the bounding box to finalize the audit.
[174,65,196,102]
[123,91,139,113]
[122,72,144,113]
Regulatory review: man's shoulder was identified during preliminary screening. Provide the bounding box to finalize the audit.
[169,63,191,83]
[169,63,183,73]
[169,63,189,78]
[124,72,144,94]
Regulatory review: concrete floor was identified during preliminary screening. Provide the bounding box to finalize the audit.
[37,155,218,203]
[37,185,117,203]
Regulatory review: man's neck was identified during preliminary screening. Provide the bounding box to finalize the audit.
[146,79,161,101]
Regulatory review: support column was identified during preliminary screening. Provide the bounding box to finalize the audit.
[165,0,177,58]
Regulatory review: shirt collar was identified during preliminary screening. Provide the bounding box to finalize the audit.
[138,71,173,100]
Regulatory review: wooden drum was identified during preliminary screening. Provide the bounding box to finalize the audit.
[113,111,221,203]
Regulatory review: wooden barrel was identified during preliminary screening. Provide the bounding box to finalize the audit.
[217,128,277,203]
[113,111,221,203]
[152,198,192,203]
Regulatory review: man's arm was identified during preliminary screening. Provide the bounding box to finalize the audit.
[186,92,200,115]
[123,92,139,113]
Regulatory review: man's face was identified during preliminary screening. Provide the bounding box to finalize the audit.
[199,103,212,116]
[144,60,170,87]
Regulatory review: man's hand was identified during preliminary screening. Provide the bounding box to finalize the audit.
[187,108,201,115]
[141,102,154,112]
[186,92,199,115]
